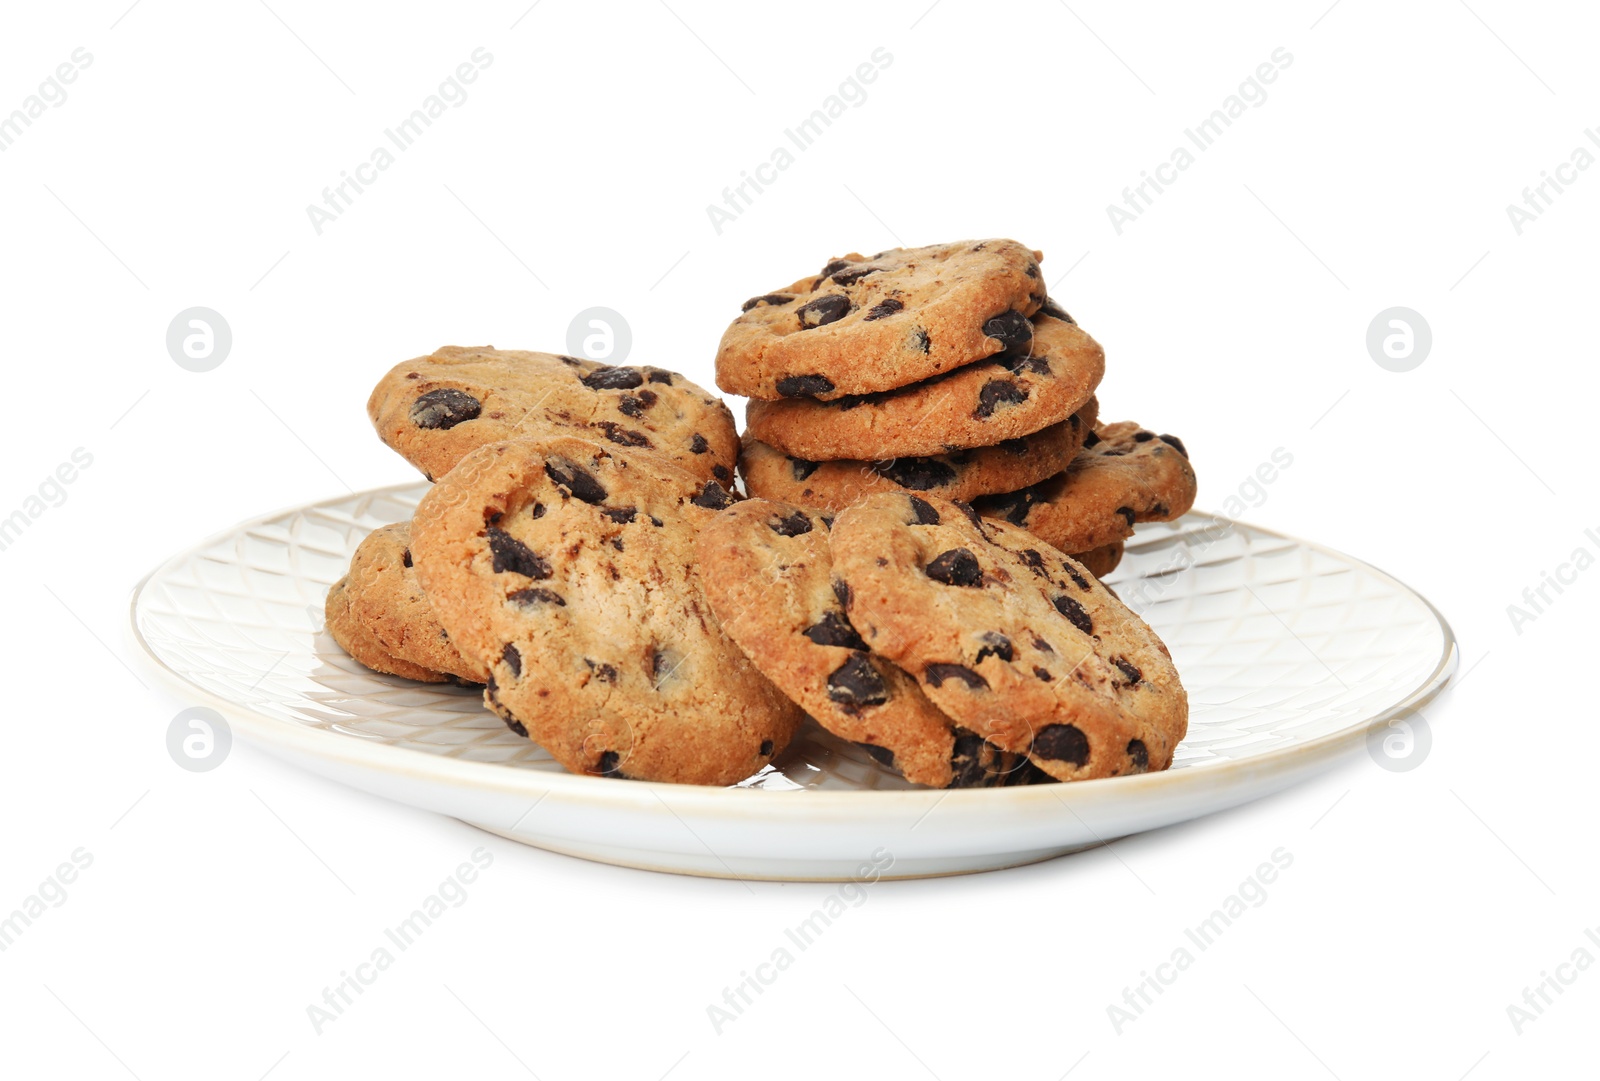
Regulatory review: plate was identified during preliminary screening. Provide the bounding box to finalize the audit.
[129,483,1457,881]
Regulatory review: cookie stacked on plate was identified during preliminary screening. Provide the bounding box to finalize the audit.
[719,239,1197,575]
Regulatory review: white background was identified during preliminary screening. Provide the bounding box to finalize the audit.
[1,0,1596,1077]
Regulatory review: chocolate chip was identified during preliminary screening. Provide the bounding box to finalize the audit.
[1159,434,1189,459]
[910,327,931,353]
[803,611,867,650]
[860,743,896,768]
[996,351,1050,376]
[501,643,521,677]
[760,739,775,756]
[545,460,609,505]
[596,421,652,448]
[486,528,552,579]
[863,298,903,321]
[829,266,879,287]
[558,356,582,366]
[975,632,1013,664]
[689,433,709,453]
[617,391,658,417]
[974,379,1028,419]
[690,480,735,510]
[999,438,1029,456]
[924,663,988,690]
[1033,666,1053,681]
[409,388,481,430]
[946,733,1003,789]
[596,751,626,777]
[602,506,638,524]
[826,654,888,711]
[508,587,565,606]
[1039,297,1075,324]
[586,659,618,683]
[1018,549,1048,579]
[1083,430,1101,448]
[713,464,733,485]
[819,259,851,277]
[532,503,546,519]
[925,548,983,587]
[502,714,528,738]
[982,310,1033,351]
[647,370,674,385]
[401,548,412,569]
[832,577,853,610]
[796,294,850,329]
[976,484,1039,527]
[581,366,643,390]
[1031,635,1053,654]
[650,516,663,527]
[1033,724,1089,765]
[908,496,940,525]
[1063,562,1091,591]
[1116,506,1136,528]
[776,374,837,397]
[1113,657,1142,684]
[1133,431,1154,443]
[1127,739,1150,772]
[1053,594,1093,634]
[769,510,813,537]
[742,293,794,311]
[790,457,820,481]
[874,457,957,491]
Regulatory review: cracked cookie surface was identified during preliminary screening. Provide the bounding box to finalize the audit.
[410,435,800,785]
[716,240,1047,401]
[829,492,1188,783]
[368,345,737,484]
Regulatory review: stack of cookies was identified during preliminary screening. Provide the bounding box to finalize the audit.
[717,240,1197,578]
[320,238,1199,791]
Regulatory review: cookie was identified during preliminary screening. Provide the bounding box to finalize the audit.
[715,240,1047,401]
[410,435,801,785]
[975,422,1197,553]
[344,522,488,684]
[325,576,450,683]
[367,346,738,484]
[829,493,1188,782]
[1071,542,1124,579]
[744,309,1103,458]
[694,498,1044,789]
[739,402,1098,514]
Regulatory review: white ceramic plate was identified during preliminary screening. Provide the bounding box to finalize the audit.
[130,484,1456,881]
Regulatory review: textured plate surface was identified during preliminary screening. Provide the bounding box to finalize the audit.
[130,483,1456,880]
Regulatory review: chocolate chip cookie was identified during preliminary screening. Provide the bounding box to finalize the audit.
[829,493,1188,782]
[344,522,488,684]
[975,422,1197,553]
[739,403,1097,513]
[744,309,1103,458]
[368,346,737,484]
[409,435,800,785]
[694,498,1043,789]
[325,576,451,683]
[715,240,1047,401]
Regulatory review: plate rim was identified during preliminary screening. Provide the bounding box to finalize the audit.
[127,481,1460,816]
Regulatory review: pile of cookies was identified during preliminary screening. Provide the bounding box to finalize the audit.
[325,239,1197,790]
[720,240,1197,577]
